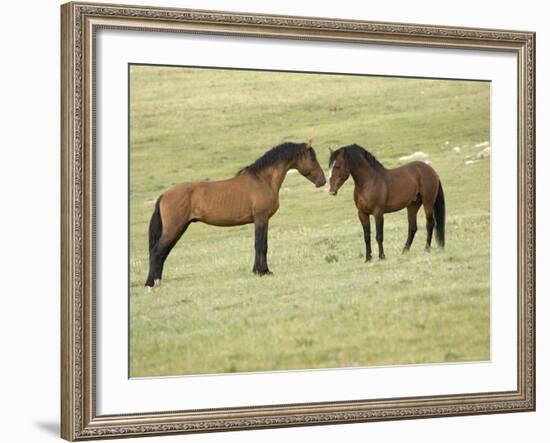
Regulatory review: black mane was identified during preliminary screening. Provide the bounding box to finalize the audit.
[238,142,313,176]
[329,144,385,173]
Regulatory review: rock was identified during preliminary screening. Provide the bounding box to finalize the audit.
[475,141,490,148]
[476,147,491,159]
[398,151,430,161]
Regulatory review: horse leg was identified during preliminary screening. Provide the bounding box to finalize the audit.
[147,223,190,289]
[374,211,385,260]
[358,210,372,262]
[146,224,189,289]
[424,205,435,252]
[402,203,420,253]
[253,218,271,275]
[147,243,169,289]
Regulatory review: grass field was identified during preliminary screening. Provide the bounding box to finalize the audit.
[129,65,490,377]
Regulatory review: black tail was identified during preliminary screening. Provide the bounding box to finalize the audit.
[145,197,163,287]
[433,181,445,248]
[149,197,163,252]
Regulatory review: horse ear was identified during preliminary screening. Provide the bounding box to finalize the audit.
[306,139,313,149]
[328,147,333,155]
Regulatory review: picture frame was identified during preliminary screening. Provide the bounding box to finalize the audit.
[61,1,536,440]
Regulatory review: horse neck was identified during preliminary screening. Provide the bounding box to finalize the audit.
[257,161,292,193]
[349,157,381,188]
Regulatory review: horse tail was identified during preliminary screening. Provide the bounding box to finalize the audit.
[149,196,163,252]
[145,197,163,287]
[433,181,445,248]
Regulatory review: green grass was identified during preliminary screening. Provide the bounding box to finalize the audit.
[129,65,490,377]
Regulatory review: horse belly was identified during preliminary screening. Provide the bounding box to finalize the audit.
[192,186,253,226]
[384,171,421,212]
[201,211,253,227]
[385,193,418,213]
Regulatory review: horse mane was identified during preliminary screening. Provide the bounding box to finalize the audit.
[329,144,385,173]
[237,142,312,176]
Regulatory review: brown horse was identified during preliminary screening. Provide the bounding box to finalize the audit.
[145,141,326,288]
[328,144,445,261]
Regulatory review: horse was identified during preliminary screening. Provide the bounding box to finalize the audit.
[145,141,326,288]
[327,144,445,261]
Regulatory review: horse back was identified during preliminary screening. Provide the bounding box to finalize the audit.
[160,174,274,227]
[366,161,440,212]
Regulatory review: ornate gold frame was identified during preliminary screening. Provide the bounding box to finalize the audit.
[61,2,536,440]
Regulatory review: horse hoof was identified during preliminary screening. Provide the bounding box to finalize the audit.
[365,256,372,263]
[153,279,161,288]
[254,269,272,276]
[425,247,432,253]
[379,255,386,260]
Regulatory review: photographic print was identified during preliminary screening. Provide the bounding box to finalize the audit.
[129,65,490,377]
[62,4,535,439]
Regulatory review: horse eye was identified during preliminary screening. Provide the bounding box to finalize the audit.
[334,165,340,169]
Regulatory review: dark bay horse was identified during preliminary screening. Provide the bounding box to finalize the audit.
[328,144,445,261]
[145,141,326,288]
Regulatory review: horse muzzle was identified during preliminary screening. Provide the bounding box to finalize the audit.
[328,189,338,196]
[315,178,327,188]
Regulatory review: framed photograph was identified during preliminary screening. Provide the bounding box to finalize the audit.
[61,1,536,440]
